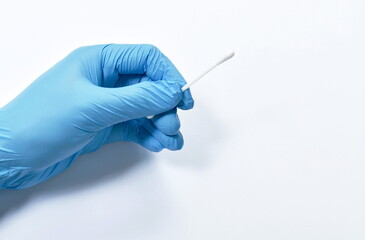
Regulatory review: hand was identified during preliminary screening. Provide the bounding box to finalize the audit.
[0,44,194,189]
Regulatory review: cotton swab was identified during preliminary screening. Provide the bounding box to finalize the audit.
[147,50,235,119]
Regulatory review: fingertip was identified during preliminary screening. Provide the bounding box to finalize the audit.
[178,88,195,110]
[178,99,195,110]
[152,108,181,136]
[160,131,184,151]
[140,118,184,151]
[169,131,184,151]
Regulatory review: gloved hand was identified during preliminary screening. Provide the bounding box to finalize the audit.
[0,44,194,189]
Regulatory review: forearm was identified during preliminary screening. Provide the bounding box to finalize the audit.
[0,153,81,190]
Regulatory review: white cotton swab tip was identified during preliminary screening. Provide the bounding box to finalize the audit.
[146,50,235,119]
[217,50,235,65]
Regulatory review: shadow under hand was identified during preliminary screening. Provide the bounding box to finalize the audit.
[0,142,150,221]
[0,103,224,221]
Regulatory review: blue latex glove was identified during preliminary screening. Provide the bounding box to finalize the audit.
[0,44,194,189]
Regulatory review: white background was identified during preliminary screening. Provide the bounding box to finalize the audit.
[0,0,364,239]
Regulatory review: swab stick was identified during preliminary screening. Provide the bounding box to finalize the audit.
[147,50,235,119]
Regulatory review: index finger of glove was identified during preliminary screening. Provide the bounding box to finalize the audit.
[101,44,194,110]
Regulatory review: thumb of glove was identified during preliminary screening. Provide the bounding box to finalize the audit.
[84,80,183,130]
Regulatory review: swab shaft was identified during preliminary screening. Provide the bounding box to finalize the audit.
[181,63,219,92]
